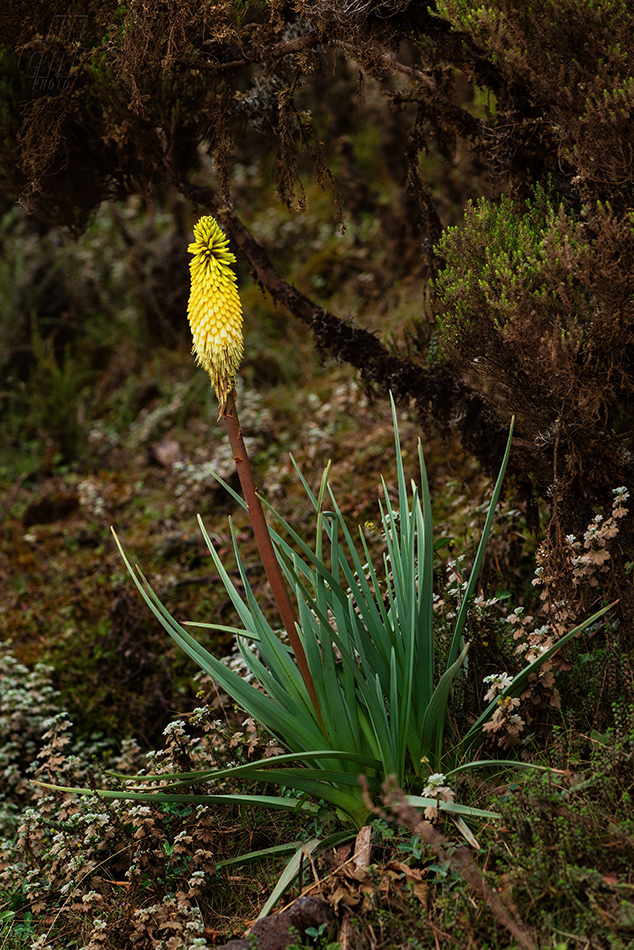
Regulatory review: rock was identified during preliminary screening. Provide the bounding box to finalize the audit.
[214,895,336,950]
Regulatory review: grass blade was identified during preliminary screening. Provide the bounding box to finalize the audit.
[446,418,515,669]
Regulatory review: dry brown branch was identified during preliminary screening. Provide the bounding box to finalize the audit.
[334,39,485,140]
[198,30,321,71]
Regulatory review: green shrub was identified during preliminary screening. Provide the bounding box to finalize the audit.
[435,186,634,441]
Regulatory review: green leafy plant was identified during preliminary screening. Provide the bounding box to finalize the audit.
[120,401,504,821]
[38,216,612,916]
[42,398,610,837]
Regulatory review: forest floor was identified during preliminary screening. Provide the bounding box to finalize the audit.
[1,198,633,950]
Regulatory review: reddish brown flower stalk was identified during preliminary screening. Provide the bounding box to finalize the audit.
[222,390,321,722]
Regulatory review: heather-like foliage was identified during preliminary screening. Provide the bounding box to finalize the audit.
[434,181,634,630]
[435,187,634,441]
[486,705,634,948]
[0,648,66,837]
[436,0,634,206]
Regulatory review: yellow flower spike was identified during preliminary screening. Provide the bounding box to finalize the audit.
[187,215,244,413]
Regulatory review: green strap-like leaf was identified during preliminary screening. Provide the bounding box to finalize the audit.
[256,830,357,921]
[403,795,500,820]
[446,418,515,669]
[33,782,320,811]
[420,641,470,769]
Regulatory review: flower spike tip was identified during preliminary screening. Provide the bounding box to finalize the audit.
[187,215,244,413]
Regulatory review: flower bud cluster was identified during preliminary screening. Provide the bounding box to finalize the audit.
[187,215,244,412]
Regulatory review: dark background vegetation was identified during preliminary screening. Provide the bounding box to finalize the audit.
[1,1,634,948]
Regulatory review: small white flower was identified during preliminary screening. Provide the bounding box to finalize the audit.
[422,778,455,819]
[425,772,447,789]
[483,673,513,688]
[163,720,187,736]
[483,672,513,700]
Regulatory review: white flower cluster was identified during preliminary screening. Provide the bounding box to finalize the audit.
[534,487,630,595]
[482,672,513,701]
[421,772,455,820]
